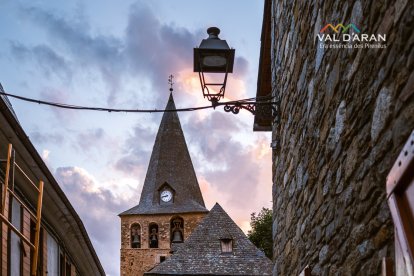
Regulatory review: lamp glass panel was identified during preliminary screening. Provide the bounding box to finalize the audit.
[203,56,227,67]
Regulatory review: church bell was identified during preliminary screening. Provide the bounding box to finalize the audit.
[172,230,183,243]
[132,234,140,244]
[132,235,141,247]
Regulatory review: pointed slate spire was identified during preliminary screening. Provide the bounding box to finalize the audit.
[145,203,272,275]
[120,94,207,215]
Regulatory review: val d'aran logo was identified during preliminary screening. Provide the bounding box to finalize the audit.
[317,23,386,49]
[320,23,361,34]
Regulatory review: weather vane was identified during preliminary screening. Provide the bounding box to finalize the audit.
[168,74,174,92]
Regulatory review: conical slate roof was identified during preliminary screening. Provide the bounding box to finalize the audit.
[120,94,207,215]
[145,203,272,275]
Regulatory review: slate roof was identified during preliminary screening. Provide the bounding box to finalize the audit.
[0,83,19,124]
[145,203,273,275]
[120,94,208,215]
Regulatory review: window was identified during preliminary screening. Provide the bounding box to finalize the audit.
[65,261,72,276]
[60,253,65,276]
[149,223,159,248]
[130,223,141,248]
[59,253,72,276]
[10,197,22,276]
[220,238,233,253]
[160,256,166,263]
[170,217,184,243]
[47,233,59,276]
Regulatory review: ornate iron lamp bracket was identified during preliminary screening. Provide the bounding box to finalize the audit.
[215,97,280,121]
[223,102,257,115]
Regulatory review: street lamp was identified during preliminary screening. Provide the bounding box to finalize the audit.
[193,27,235,106]
[194,27,278,117]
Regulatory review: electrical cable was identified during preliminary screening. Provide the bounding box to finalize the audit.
[0,91,276,113]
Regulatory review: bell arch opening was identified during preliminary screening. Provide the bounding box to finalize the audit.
[149,223,159,248]
[130,223,141,248]
[170,216,184,243]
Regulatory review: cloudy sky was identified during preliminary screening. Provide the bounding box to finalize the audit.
[0,1,269,275]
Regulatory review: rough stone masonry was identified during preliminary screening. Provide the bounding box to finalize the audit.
[269,0,414,275]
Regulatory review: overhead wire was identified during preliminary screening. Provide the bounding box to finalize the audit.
[0,91,276,113]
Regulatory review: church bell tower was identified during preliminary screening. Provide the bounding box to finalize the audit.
[119,93,208,276]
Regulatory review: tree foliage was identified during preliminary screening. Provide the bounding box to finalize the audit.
[247,207,273,259]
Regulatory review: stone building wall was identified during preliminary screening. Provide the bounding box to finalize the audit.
[120,213,206,276]
[270,0,414,275]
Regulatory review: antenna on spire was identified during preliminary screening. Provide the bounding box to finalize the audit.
[168,74,174,92]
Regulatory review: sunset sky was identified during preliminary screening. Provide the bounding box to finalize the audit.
[0,1,270,275]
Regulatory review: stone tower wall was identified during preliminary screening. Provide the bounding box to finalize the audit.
[120,213,206,276]
[270,0,414,275]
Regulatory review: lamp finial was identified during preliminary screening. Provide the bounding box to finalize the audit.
[207,27,220,39]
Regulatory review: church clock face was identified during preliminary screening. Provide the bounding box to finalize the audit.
[160,190,172,202]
